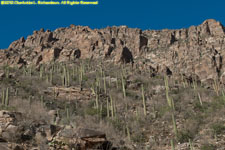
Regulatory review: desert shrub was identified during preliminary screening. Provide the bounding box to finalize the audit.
[211,122,225,135]
[200,144,216,150]
[109,118,125,132]
[177,130,194,143]
[131,131,146,143]
[85,107,99,116]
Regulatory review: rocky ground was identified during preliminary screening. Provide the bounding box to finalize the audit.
[0,19,225,150]
[0,60,225,150]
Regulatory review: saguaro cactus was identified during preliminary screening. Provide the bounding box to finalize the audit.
[62,65,69,87]
[121,74,126,98]
[110,95,114,118]
[141,84,147,116]
[5,88,9,106]
[40,65,44,79]
[2,89,5,105]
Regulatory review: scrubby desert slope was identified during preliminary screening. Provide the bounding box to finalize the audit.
[0,19,225,150]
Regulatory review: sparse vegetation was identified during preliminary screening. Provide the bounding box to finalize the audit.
[200,144,217,150]
[0,59,225,149]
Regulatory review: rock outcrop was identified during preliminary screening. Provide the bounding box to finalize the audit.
[44,86,93,101]
[0,110,111,150]
[0,19,225,82]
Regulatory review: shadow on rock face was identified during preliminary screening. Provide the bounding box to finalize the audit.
[121,47,134,64]
[74,49,81,59]
[166,67,172,76]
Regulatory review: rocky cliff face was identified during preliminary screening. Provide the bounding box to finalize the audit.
[0,19,225,83]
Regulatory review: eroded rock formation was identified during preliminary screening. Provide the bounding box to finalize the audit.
[0,19,225,82]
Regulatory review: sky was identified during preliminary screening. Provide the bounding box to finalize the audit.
[0,0,224,49]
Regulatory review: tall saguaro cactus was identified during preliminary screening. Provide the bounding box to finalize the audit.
[62,65,70,87]
[5,88,9,106]
[121,74,126,98]
[141,84,147,116]
[1,89,5,105]
[1,88,9,107]
[40,65,44,79]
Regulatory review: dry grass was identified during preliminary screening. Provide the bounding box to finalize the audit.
[1,60,225,149]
